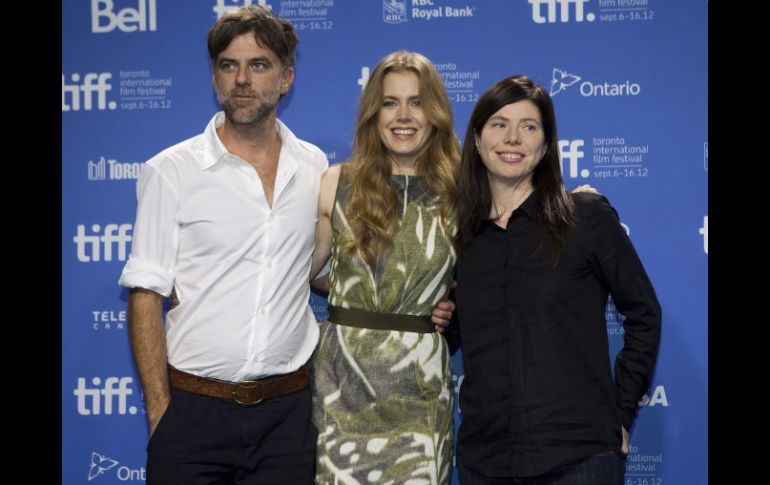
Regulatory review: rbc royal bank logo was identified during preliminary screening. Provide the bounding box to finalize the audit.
[550,67,641,97]
[529,0,595,23]
[383,0,407,23]
[91,0,157,33]
[213,0,272,19]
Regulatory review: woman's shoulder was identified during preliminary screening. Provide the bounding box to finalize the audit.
[571,192,622,230]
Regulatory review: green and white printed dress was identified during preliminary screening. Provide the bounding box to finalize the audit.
[312,168,456,485]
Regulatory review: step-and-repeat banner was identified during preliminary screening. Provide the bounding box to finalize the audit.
[63,1,708,483]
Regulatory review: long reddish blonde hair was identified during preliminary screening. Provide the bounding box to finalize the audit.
[344,51,460,268]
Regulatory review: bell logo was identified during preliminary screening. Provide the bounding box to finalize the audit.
[91,0,157,33]
[73,224,132,262]
[213,0,272,19]
[529,0,595,24]
[558,139,588,178]
[62,73,116,112]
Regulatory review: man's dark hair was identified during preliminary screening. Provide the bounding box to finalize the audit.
[207,5,298,70]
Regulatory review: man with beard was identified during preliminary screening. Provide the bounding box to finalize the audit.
[118,6,326,484]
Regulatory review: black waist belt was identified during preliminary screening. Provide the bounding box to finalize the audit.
[327,305,435,333]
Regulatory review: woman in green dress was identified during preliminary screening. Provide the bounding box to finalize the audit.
[309,51,460,485]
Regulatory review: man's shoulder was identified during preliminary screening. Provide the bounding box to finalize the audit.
[291,136,328,172]
[278,119,328,172]
[145,132,205,170]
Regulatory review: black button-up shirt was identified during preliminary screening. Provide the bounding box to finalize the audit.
[452,192,661,478]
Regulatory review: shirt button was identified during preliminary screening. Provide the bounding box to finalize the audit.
[259,307,267,316]
[253,355,260,362]
[267,261,273,268]
[268,215,274,223]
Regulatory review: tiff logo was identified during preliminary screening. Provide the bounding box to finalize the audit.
[62,73,116,111]
[558,139,588,178]
[529,0,595,24]
[452,374,465,413]
[74,377,138,415]
[74,224,132,262]
[91,0,157,33]
[358,67,371,91]
[213,0,272,19]
[699,216,708,254]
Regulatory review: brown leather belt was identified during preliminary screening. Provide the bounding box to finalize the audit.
[167,364,310,406]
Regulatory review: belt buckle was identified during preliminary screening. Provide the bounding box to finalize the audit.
[232,380,265,406]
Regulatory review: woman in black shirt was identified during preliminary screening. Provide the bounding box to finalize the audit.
[452,75,661,485]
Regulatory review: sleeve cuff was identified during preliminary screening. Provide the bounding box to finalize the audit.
[118,257,174,297]
[617,406,636,431]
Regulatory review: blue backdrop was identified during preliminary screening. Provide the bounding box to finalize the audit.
[62,1,708,483]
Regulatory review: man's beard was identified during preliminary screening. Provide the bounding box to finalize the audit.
[216,82,281,126]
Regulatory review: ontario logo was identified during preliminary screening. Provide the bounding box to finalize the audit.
[550,68,581,96]
[88,452,146,481]
[383,0,407,23]
[89,452,118,480]
[550,67,641,97]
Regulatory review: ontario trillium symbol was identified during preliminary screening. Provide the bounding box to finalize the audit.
[88,452,118,480]
[550,68,581,95]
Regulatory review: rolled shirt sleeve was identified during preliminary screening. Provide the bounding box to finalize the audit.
[118,158,181,297]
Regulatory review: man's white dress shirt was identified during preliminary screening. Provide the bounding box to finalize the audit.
[119,112,328,381]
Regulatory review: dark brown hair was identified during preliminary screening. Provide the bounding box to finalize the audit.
[207,5,298,70]
[456,75,575,264]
